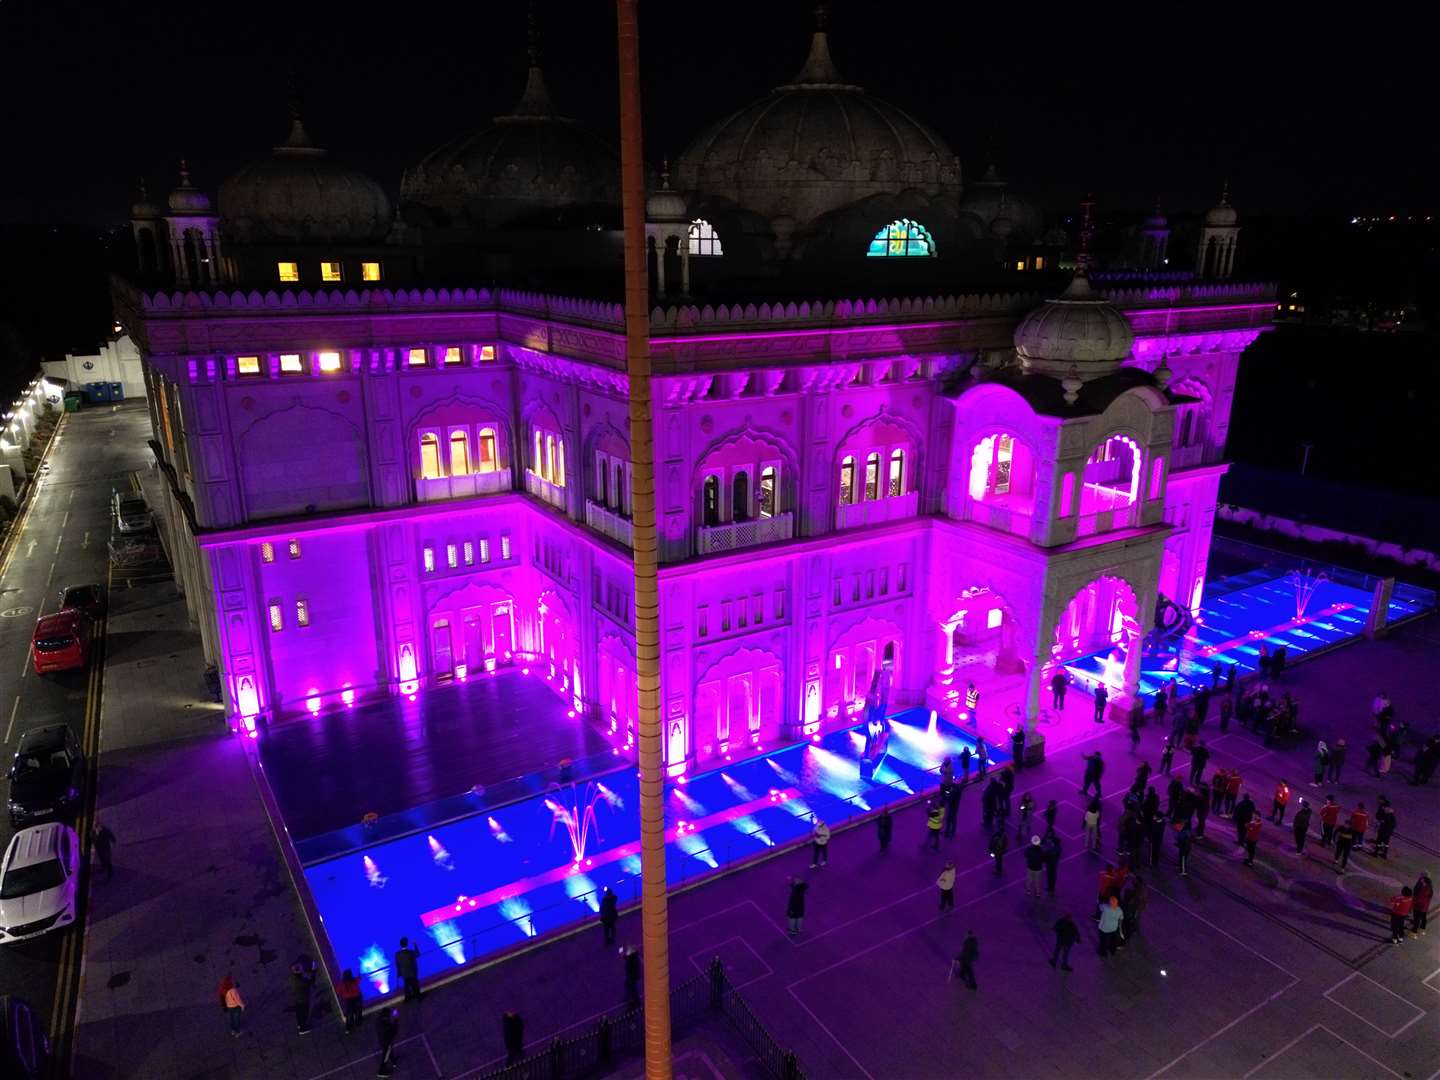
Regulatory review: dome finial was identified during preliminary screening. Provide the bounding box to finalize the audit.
[788,1,846,86]
[1219,179,1230,206]
[283,76,314,149]
[1076,194,1095,275]
[508,3,554,117]
[177,159,191,187]
[527,2,541,67]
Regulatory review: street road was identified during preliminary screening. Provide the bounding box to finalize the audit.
[0,401,156,1061]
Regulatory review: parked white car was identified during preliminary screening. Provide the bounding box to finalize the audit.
[0,824,80,944]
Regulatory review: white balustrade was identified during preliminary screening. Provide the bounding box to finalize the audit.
[524,469,567,510]
[835,490,920,530]
[697,512,794,554]
[584,499,634,547]
[416,467,512,503]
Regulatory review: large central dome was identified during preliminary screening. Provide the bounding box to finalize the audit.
[673,21,961,229]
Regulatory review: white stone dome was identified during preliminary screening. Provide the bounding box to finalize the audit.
[646,170,688,221]
[1015,271,1135,380]
[167,164,212,214]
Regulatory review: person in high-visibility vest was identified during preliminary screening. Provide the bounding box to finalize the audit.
[965,682,980,723]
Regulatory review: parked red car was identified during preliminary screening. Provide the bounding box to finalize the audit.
[30,612,91,676]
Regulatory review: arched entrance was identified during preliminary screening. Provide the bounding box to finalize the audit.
[944,587,1024,676]
[1051,576,1142,692]
[536,590,578,708]
[693,647,784,761]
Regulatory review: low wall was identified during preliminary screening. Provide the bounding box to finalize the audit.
[1218,504,1440,573]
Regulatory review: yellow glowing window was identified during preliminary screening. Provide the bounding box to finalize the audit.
[288,539,302,559]
[463,541,474,566]
[296,598,310,627]
[361,261,381,282]
[260,542,275,563]
[423,546,436,573]
[317,351,342,373]
[268,601,284,632]
[420,433,443,479]
[477,428,497,473]
[1035,256,1046,270]
[446,543,458,569]
[320,262,343,282]
[237,355,261,376]
[1015,260,1026,271]
[444,346,463,365]
[449,431,469,475]
[277,262,299,282]
[408,348,428,367]
[479,344,495,361]
[279,353,302,374]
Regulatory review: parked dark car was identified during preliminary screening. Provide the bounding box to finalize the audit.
[6,726,84,828]
[0,995,50,1079]
[58,583,106,621]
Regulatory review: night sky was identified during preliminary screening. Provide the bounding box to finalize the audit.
[0,0,1432,226]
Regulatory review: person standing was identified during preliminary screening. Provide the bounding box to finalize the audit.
[1094,684,1109,724]
[1129,717,1142,754]
[1327,739,1347,783]
[953,931,979,989]
[926,799,944,850]
[376,1006,400,1076]
[958,745,973,783]
[1083,798,1102,853]
[1011,726,1027,771]
[965,682,981,725]
[1348,802,1369,850]
[988,829,1008,876]
[877,805,893,853]
[1219,695,1233,733]
[810,818,831,868]
[1233,792,1256,846]
[1159,737,1175,776]
[1210,769,1228,815]
[1081,752,1105,798]
[600,887,618,945]
[998,770,1015,826]
[1243,816,1262,867]
[1051,671,1069,710]
[976,738,990,778]
[1319,796,1339,847]
[1147,814,1166,868]
[503,1011,526,1065]
[396,937,421,1003]
[1015,792,1035,842]
[1373,798,1397,858]
[290,961,314,1035]
[1364,740,1383,777]
[1024,836,1045,897]
[1097,896,1123,957]
[1043,799,1058,835]
[338,969,364,1032]
[1270,780,1291,824]
[624,945,642,1004]
[1334,823,1356,871]
[943,780,962,838]
[1312,740,1329,786]
[937,862,957,911]
[940,755,955,790]
[1292,799,1313,854]
[92,820,117,883]
[1225,770,1242,817]
[1154,688,1168,734]
[1193,782,1210,837]
[1050,914,1080,971]
[222,978,246,1037]
[785,878,808,937]
[1189,743,1210,786]
[1412,873,1433,935]
[1042,832,1062,895]
[1176,822,1193,875]
[1389,888,1413,945]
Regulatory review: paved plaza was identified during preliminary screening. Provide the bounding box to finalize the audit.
[74,595,1440,1078]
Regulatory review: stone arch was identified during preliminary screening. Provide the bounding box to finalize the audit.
[693,426,798,524]
[825,614,905,723]
[238,403,368,519]
[409,391,513,475]
[833,409,925,503]
[597,632,638,746]
[1049,574,1143,671]
[938,586,1028,680]
[694,645,785,757]
[1169,377,1213,450]
[424,578,517,680]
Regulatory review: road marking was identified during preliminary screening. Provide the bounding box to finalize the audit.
[46,560,55,587]
[60,510,69,529]
[81,531,90,548]
[4,696,19,742]
[54,533,63,555]
[25,539,35,559]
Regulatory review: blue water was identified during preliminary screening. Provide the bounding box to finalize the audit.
[304,710,999,987]
[1064,573,1434,703]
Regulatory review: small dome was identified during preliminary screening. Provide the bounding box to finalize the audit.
[1015,271,1135,382]
[167,163,212,214]
[673,19,961,230]
[1143,199,1168,230]
[219,117,391,244]
[131,180,160,221]
[646,168,688,221]
[958,166,1045,239]
[1205,184,1237,227]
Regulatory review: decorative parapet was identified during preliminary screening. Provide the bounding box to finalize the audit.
[1099,280,1277,307]
[649,292,1043,332]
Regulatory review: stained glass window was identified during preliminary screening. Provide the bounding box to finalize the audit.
[866,219,935,258]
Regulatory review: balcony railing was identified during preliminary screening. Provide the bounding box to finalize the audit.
[835,490,919,530]
[585,499,634,547]
[416,467,511,503]
[697,512,794,555]
[1075,501,1137,538]
[524,469,567,511]
[1169,444,1208,470]
[962,498,1033,539]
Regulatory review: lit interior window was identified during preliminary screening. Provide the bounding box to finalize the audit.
[501,535,511,560]
[260,542,275,563]
[288,539,301,559]
[237,355,261,376]
[296,598,310,627]
[317,351,342,373]
[479,344,495,361]
[866,219,935,257]
[1035,256,1046,270]
[420,433,444,479]
[480,538,491,563]
[320,262,343,283]
[449,430,469,475]
[463,541,474,566]
[446,543,458,569]
[279,353,302,374]
[688,219,723,256]
[277,262,299,282]
[423,546,436,573]
[477,427,498,473]
[361,261,381,282]
[1015,260,1026,271]
[408,348,428,367]
[444,346,463,365]
[268,601,284,632]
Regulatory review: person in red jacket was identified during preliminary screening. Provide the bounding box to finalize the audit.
[1389,888,1414,944]
[1412,873,1433,935]
[1319,797,1340,847]
[1243,817,1262,866]
[1349,803,1369,846]
[1270,780,1292,824]
[1225,770,1243,816]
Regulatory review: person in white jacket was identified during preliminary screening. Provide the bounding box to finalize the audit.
[937,862,957,911]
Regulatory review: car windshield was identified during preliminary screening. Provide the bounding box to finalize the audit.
[11,753,58,778]
[0,858,65,898]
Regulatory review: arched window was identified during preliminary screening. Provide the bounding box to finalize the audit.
[533,430,544,475]
[839,456,856,505]
[544,435,556,482]
[477,427,498,472]
[867,219,936,257]
[420,433,443,479]
[555,437,566,487]
[703,476,720,526]
[887,449,906,497]
[758,466,777,518]
[864,452,881,501]
[613,462,626,515]
[733,471,751,521]
[688,219,723,256]
[449,430,469,476]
